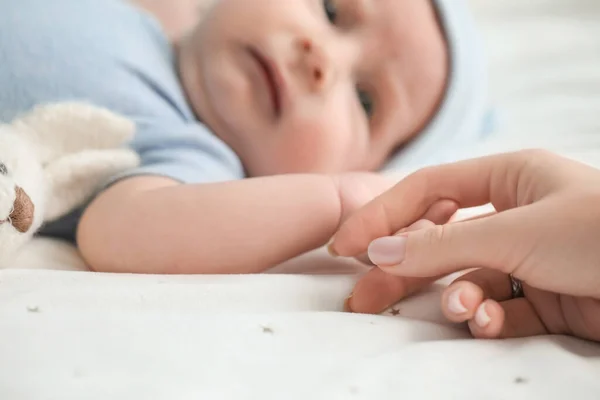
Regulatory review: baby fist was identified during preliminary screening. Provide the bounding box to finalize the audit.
[334,172,396,224]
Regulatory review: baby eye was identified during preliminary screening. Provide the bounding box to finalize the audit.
[357,88,374,118]
[0,162,7,175]
[323,0,338,24]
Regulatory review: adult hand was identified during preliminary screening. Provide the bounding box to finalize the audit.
[334,172,458,265]
[329,150,600,341]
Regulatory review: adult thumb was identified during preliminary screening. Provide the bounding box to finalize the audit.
[367,209,529,278]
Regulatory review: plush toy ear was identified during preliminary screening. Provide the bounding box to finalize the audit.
[12,102,135,165]
[43,148,140,222]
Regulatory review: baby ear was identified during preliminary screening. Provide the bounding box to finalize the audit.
[44,149,140,222]
[12,102,136,164]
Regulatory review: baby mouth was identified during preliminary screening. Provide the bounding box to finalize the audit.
[248,47,283,117]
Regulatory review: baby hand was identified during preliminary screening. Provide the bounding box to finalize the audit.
[334,172,396,223]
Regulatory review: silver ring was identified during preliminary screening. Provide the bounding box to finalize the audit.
[509,274,524,299]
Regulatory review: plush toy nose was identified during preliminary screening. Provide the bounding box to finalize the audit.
[9,186,34,233]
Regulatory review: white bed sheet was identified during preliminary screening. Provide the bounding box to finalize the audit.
[2,0,600,398]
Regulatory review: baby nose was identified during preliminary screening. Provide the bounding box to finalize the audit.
[9,186,34,233]
[297,37,332,92]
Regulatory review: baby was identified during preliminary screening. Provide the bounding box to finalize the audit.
[0,0,488,274]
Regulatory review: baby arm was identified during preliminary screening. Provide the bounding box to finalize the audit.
[77,174,345,274]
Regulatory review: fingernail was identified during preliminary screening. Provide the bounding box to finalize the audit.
[368,236,406,266]
[343,294,353,312]
[447,289,468,314]
[475,303,491,328]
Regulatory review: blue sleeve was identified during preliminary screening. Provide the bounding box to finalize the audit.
[118,120,244,185]
[0,0,244,241]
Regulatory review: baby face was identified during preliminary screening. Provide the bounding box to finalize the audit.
[178,0,448,176]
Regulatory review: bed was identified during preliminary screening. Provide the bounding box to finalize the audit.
[1,0,600,398]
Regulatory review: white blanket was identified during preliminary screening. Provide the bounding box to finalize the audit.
[2,0,600,398]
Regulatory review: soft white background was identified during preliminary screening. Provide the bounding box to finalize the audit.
[1,0,600,398]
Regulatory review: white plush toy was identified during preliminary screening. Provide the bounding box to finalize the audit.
[0,102,140,269]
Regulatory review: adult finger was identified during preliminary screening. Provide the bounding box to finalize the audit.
[345,268,440,313]
[347,219,441,313]
[440,280,486,323]
[468,298,548,339]
[366,206,535,279]
[452,268,512,301]
[419,198,460,226]
[330,151,533,258]
[441,269,512,322]
[351,199,458,265]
